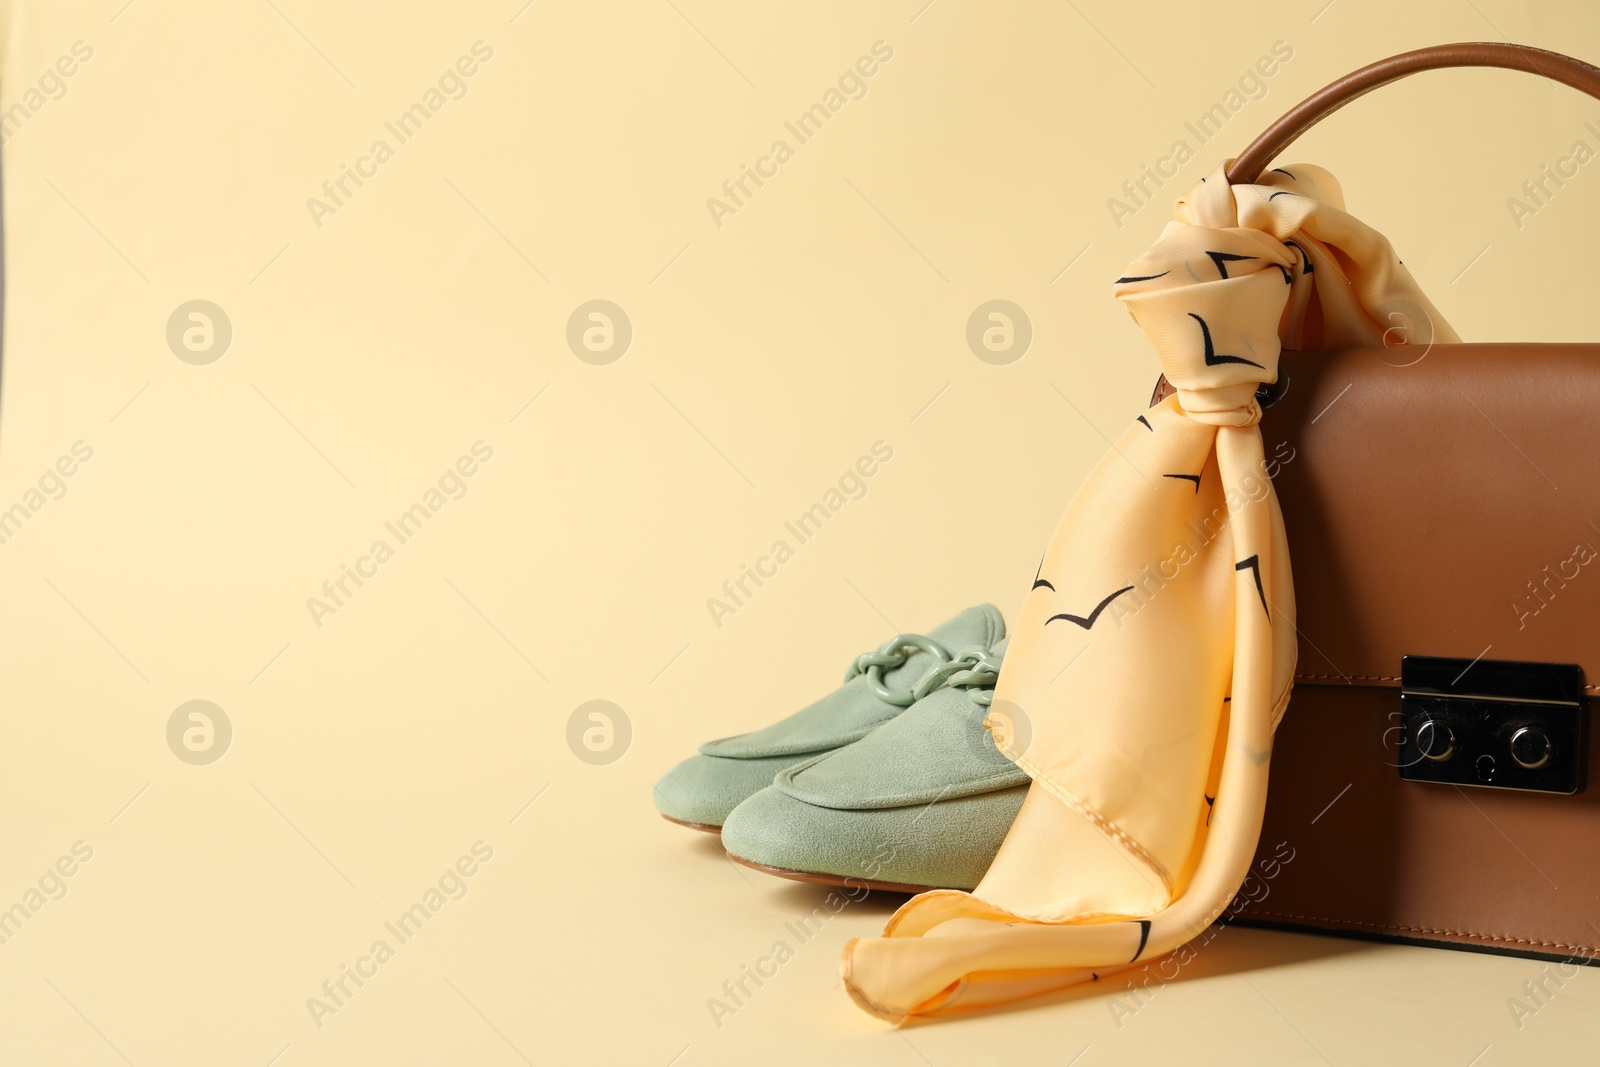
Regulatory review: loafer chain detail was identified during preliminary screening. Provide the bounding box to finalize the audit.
[844,633,1002,707]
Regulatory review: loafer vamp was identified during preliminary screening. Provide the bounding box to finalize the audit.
[698,604,1005,760]
[651,752,800,827]
[723,782,1027,891]
[774,687,1030,809]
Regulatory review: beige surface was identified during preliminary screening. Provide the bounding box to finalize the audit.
[1,0,1599,1063]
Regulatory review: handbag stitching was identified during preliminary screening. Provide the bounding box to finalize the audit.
[1295,673,1398,682]
[1293,673,1600,693]
[1238,908,1599,954]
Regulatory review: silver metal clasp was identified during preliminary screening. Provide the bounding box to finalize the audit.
[1398,655,1587,794]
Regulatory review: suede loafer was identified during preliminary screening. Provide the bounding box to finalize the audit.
[652,604,1006,832]
[721,641,1027,892]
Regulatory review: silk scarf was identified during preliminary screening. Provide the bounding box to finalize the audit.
[841,162,1459,1019]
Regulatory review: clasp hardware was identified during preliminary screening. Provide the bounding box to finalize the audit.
[1398,655,1587,794]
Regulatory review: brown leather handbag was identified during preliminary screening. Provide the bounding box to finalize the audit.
[1154,42,1600,963]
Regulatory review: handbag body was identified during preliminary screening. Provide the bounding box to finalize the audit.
[1154,44,1600,961]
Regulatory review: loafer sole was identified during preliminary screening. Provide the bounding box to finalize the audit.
[660,813,722,835]
[725,849,943,895]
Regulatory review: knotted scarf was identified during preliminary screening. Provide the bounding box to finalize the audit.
[840,162,1459,1019]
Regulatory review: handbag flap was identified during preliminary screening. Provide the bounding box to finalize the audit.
[1256,343,1600,695]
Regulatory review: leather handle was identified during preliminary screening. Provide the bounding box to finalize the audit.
[1227,42,1600,184]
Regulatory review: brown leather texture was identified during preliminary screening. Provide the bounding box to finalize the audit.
[1228,43,1600,183]
[1240,684,1600,961]
[1155,344,1600,959]
[1264,345,1600,689]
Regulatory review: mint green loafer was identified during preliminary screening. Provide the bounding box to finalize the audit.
[652,604,1006,832]
[721,642,1028,892]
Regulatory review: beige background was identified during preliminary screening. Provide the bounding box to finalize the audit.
[1,0,1599,1063]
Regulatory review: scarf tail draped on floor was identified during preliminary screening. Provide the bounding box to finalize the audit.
[841,162,1459,1021]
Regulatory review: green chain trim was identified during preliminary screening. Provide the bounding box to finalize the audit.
[913,645,1003,707]
[844,633,1003,707]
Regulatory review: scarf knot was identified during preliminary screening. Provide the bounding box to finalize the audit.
[1112,170,1321,428]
